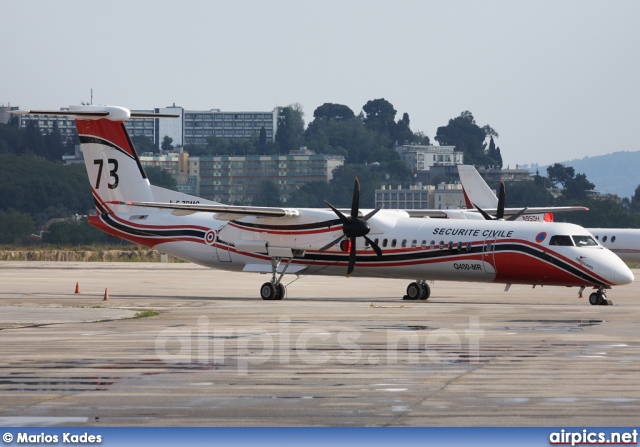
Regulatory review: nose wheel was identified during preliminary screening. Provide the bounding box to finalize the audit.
[588,288,612,305]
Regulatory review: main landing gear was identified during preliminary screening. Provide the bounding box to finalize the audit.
[588,287,612,306]
[403,280,431,301]
[260,256,290,300]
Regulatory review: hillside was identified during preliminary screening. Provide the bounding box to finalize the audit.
[535,151,640,199]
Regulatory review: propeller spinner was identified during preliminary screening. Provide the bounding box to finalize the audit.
[320,178,382,276]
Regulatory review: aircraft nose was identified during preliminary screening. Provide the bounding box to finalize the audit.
[614,264,634,285]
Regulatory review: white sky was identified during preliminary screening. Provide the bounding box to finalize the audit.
[3,0,639,168]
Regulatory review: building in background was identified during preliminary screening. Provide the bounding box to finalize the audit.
[395,144,464,184]
[198,149,344,204]
[139,147,343,204]
[395,144,463,171]
[475,166,532,182]
[375,183,466,210]
[0,105,19,124]
[15,104,278,151]
[139,150,198,196]
[15,111,77,140]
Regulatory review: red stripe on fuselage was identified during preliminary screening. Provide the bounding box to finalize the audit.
[228,221,340,235]
[493,251,602,286]
[502,238,611,285]
[88,215,206,248]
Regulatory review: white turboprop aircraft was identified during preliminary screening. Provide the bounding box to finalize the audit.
[458,164,640,264]
[13,106,634,304]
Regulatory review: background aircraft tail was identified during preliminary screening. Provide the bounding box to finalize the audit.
[457,165,499,208]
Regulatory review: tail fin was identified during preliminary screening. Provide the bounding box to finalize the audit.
[73,106,154,212]
[11,105,180,213]
[457,165,499,209]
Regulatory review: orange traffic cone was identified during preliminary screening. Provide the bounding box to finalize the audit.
[75,282,80,294]
[103,288,110,301]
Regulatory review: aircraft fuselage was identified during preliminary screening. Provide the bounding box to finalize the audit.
[89,207,632,289]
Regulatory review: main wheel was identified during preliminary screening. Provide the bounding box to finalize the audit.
[420,282,431,300]
[588,292,601,305]
[406,282,423,300]
[275,283,285,300]
[260,282,277,300]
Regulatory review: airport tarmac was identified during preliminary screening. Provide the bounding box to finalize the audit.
[0,261,639,427]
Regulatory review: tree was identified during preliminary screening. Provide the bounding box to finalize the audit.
[42,219,125,245]
[556,198,640,228]
[563,173,595,201]
[275,105,305,153]
[312,103,355,121]
[499,180,555,207]
[0,211,35,244]
[161,136,173,152]
[547,163,575,188]
[627,184,640,212]
[435,111,499,166]
[305,114,380,164]
[533,169,552,187]
[45,122,67,162]
[22,120,46,157]
[412,131,431,145]
[394,112,413,144]
[362,98,397,139]
[253,180,282,206]
[130,135,156,154]
[0,154,93,222]
[258,126,267,153]
[145,165,178,190]
[0,122,23,154]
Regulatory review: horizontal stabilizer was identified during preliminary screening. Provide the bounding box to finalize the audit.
[106,200,300,218]
[11,106,179,121]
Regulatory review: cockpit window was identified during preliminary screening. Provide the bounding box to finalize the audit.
[572,235,598,247]
[549,235,574,246]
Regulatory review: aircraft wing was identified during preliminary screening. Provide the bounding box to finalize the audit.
[404,206,588,220]
[486,206,588,216]
[107,200,300,219]
[404,210,450,218]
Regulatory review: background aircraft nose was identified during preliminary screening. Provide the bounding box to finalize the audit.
[614,264,635,285]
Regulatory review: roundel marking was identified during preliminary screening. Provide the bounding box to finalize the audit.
[205,230,217,245]
[535,231,547,243]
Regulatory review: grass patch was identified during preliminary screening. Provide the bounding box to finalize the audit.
[132,309,160,319]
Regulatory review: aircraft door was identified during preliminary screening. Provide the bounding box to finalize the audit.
[482,237,497,274]
[215,224,232,262]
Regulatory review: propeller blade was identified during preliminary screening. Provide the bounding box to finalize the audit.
[506,207,529,221]
[473,203,495,221]
[350,178,360,219]
[324,200,350,225]
[346,237,357,277]
[362,207,381,221]
[497,181,506,219]
[364,235,382,257]
[319,234,345,251]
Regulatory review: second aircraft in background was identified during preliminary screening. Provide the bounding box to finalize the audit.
[457,165,640,263]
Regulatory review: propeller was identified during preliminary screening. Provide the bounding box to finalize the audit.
[473,181,528,221]
[320,178,383,276]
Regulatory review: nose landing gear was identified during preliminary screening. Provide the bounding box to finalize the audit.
[588,287,612,306]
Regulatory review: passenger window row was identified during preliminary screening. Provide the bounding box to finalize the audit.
[367,239,473,251]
